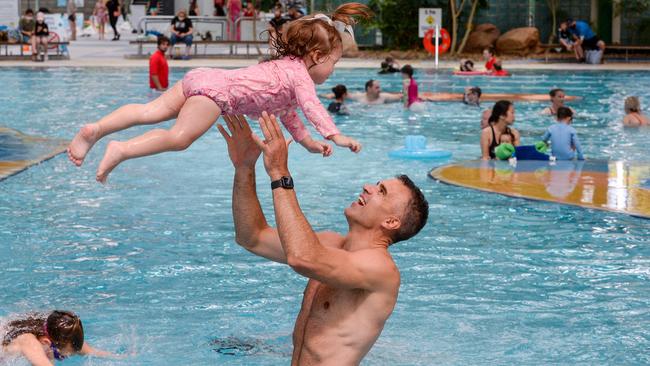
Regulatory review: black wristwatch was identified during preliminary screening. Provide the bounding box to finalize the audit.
[271,176,294,190]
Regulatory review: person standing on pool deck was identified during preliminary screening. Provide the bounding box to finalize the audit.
[542,106,584,160]
[217,112,429,366]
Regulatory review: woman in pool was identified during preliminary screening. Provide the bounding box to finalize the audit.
[623,96,649,127]
[401,64,425,111]
[541,88,576,116]
[68,3,370,183]
[2,310,113,365]
[480,100,521,160]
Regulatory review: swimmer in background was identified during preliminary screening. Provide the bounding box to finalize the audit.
[1,310,116,366]
[378,56,400,74]
[327,84,349,115]
[489,60,509,76]
[623,96,649,127]
[541,88,575,115]
[480,100,521,160]
[541,106,584,160]
[400,65,425,111]
[483,47,497,72]
[321,79,402,105]
[67,3,370,183]
[459,58,475,72]
[463,86,481,106]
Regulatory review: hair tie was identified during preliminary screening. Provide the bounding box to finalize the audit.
[312,13,355,39]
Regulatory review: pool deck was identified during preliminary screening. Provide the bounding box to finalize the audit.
[2,35,650,70]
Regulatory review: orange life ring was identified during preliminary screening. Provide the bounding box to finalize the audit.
[423,28,450,55]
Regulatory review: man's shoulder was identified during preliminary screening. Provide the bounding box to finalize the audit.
[317,231,345,248]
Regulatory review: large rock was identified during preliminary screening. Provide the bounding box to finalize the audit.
[496,27,540,55]
[464,23,500,53]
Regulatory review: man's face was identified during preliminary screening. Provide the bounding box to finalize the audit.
[345,179,410,232]
[559,22,567,31]
[366,81,381,97]
[159,41,170,52]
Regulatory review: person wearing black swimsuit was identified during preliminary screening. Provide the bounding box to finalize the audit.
[481,100,521,160]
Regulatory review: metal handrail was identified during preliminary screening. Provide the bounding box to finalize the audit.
[138,15,228,40]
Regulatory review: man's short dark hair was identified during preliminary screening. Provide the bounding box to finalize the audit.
[365,79,375,91]
[549,88,564,97]
[470,86,482,97]
[332,84,347,99]
[391,175,429,244]
[158,35,170,46]
[25,9,34,15]
[557,106,573,120]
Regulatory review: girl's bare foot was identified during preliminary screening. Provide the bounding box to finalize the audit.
[96,141,126,184]
[67,124,101,166]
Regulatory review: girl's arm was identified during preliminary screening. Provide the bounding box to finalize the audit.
[293,78,340,140]
[402,79,409,108]
[79,342,117,358]
[480,128,492,160]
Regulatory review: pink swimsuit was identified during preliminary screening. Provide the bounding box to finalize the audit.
[406,78,420,107]
[182,56,340,142]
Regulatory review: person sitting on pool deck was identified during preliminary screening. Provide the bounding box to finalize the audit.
[322,79,402,105]
[2,310,115,365]
[218,112,429,366]
[541,88,576,116]
[542,106,584,160]
[623,96,650,127]
[327,84,349,115]
[563,18,606,63]
[480,100,521,160]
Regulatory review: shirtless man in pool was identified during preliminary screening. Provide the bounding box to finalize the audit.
[322,79,402,105]
[218,112,429,365]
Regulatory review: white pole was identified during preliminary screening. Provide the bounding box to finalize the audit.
[434,23,439,69]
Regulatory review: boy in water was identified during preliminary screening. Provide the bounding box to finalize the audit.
[542,106,584,160]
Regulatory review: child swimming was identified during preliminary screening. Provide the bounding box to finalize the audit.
[542,106,584,160]
[1,310,114,365]
[327,84,349,115]
[401,64,424,111]
[68,2,370,183]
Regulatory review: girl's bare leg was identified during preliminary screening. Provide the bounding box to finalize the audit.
[68,81,185,166]
[95,95,221,183]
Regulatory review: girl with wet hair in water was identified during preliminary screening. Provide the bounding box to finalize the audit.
[68,2,372,183]
[2,310,113,365]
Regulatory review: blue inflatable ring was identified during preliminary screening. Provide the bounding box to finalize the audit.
[388,135,452,160]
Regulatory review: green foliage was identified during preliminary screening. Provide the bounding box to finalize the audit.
[615,0,650,16]
[367,0,447,49]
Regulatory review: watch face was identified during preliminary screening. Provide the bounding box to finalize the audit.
[281,176,294,188]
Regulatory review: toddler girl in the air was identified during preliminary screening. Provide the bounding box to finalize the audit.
[68,2,370,182]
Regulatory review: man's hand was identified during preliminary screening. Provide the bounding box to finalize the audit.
[251,111,292,180]
[217,114,261,169]
[330,134,362,153]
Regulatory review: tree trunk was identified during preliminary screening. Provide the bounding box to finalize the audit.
[547,0,558,43]
[450,0,467,55]
[456,0,480,54]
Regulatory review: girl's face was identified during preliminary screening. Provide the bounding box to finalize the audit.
[483,50,492,59]
[306,47,342,85]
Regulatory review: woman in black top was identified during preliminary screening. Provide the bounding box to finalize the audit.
[106,0,120,40]
[480,100,521,160]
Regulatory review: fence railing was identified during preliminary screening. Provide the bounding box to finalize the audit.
[137,15,274,42]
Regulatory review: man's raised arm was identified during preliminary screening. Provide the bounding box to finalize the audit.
[250,112,395,292]
[218,115,287,264]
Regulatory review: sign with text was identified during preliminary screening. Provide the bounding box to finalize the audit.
[418,8,442,38]
[0,0,19,27]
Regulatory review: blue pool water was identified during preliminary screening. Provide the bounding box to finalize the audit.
[1,67,649,365]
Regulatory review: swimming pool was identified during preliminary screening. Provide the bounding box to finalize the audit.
[1,67,649,365]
